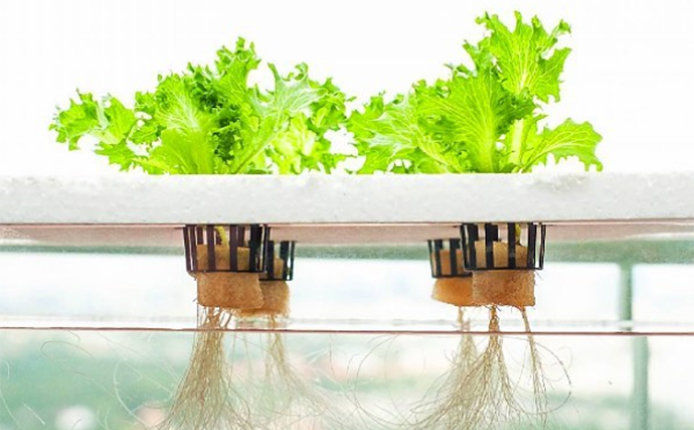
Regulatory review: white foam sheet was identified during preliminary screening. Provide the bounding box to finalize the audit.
[1,173,693,246]
[1,173,693,224]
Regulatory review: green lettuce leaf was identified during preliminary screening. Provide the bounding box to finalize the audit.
[51,37,347,175]
[474,11,571,102]
[469,12,588,170]
[347,93,453,173]
[50,93,137,170]
[349,11,600,174]
[134,128,222,174]
[416,70,534,173]
[130,74,224,173]
[517,118,603,172]
[225,62,347,174]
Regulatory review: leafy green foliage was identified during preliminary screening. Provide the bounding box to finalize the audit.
[51,38,347,174]
[50,93,138,169]
[516,117,603,171]
[52,14,602,175]
[348,93,454,173]
[416,70,536,173]
[473,12,572,102]
[347,11,602,173]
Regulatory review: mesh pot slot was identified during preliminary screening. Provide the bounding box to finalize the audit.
[460,222,546,271]
[263,240,296,281]
[427,238,471,278]
[183,224,269,273]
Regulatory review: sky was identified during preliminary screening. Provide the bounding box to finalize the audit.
[1,0,693,175]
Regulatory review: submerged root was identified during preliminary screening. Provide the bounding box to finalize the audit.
[449,306,520,429]
[413,306,565,429]
[242,315,338,429]
[159,306,252,430]
[410,307,478,429]
[521,307,549,427]
[162,264,341,429]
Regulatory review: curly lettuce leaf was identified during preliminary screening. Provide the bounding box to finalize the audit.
[130,74,226,173]
[140,75,216,137]
[182,45,347,174]
[265,115,345,174]
[474,11,571,102]
[227,62,347,173]
[211,38,262,107]
[51,37,347,175]
[50,93,137,170]
[515,117,602,172]
[347,93,455,173]
[134,128,224,174]
[416,70,534,172]
[422,12,599,173]
[469,12,581,169]
[348,12,595,174]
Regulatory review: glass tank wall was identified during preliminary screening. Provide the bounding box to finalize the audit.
[1,330,690,430]
[0,225,693,429]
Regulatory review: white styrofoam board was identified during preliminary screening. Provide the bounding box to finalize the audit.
[0,173,692,246]
[1,173,693,225]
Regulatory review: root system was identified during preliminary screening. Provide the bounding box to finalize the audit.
[412,305,565,429]
[159,306,252,430]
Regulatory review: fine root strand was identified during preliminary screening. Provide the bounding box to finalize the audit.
[410,306,482,429]
[411,304,568,429]
[158,306,253,430]
[243,315,341,429]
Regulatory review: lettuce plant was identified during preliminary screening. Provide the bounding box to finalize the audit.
[52,13,602,176]
[51,38,347,174]
[348,12,602,173]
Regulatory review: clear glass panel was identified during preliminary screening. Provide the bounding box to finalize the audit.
[0,223,692,429]
[0,330,689,429]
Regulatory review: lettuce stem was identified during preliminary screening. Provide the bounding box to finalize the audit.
[508,118,525,168]
[214,226,229,247]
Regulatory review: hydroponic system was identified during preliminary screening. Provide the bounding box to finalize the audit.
[1,10,693,430]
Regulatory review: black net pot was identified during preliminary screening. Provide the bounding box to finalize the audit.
[183,224,269,273]
[427,238,472,278]
[263,240,296,281]
[460,222,546,271]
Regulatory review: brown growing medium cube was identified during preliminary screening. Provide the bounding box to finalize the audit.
[428,238,474,307]
[236,281,290,318]
[460,223,546,308]
[471,270,535,307]
[431,277,474,307]
[195,272,263,309]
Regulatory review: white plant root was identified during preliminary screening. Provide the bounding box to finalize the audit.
[158,306,253,430]
[412,305,565,429]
